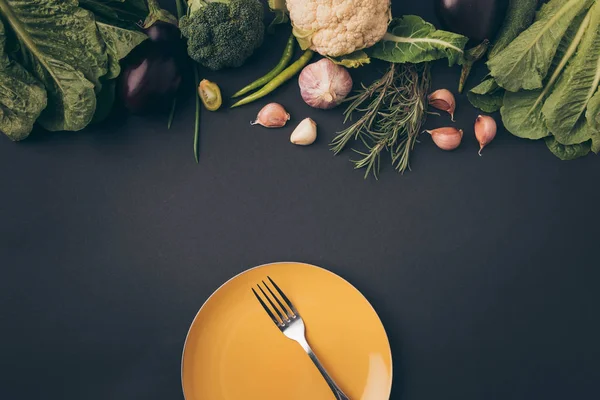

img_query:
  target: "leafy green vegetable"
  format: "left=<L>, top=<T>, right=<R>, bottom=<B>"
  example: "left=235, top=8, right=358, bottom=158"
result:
left=79, top=0, right=148, bottom=29
left=0, top=0, right=108, bottom=131
left=488, top=0, right=594, bottom=92
left=489, top=0, right=540, bottom=60
left=587, top=89, right=600, bottom=152
left=327, top=50, right=370, bottom=69
left=91, top=79, right=116, bottom=123
left=500, top=9, right=590, bottom=140
left=370, top=15, right=468, bottom=66
left=545, top=136, right=591, bottom=160
left=542, top=1, right=600, bottom=145
left=0, top=0, right=149, bottom=140
left=468, top=78, right=504, bottom=113
left=97, top=21, right=147, bottom=79
left=0, top=20, right=47, bottom=140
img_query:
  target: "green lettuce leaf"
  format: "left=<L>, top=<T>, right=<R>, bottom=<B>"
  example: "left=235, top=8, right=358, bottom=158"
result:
left=500, top=10, right=590, bottom=140
left=0, top=0, right=108, bottom=131
left=0, top=20, right=47, bottom=141
left=97, top=21, right=147, bottom=79
left=488, top=0, right=594, bottom=92
left=586, top=89, right=600, bottom=152
left=489, top=0, right=540, bottom=60
left=370, top=15, right=468, bottom=66
left=545, top=136, right=591, bottom=160
left=542, top=2, right=600, bottom=145
left=467, top=78, right=504, bottom=113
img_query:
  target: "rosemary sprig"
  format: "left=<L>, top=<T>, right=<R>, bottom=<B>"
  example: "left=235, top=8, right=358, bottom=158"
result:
left=331, top=63, right=431, bottom=179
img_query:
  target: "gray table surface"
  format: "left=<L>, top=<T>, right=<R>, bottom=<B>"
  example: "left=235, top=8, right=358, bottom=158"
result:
left=1, top=1, right=600, bottom=399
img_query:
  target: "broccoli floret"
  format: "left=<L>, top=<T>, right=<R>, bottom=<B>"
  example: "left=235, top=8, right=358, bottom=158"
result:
left=179, top=0, right=265, bottom=71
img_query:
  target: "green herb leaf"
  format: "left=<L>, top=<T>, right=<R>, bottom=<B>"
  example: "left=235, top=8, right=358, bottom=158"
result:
left=545, top=136, right=591, bottom=160
left=467, top=78, right=504, bottom=113
left=97, top=21, right=147, bottom=79
left=0, top=20, right=47, bottom=141
left=0, top=0, right=110, bottom=131
left=542, top=2, right=600, bottom=145
left=488, top=0, right=594, bottom=92
left=370, top=15, right=468, bottom=66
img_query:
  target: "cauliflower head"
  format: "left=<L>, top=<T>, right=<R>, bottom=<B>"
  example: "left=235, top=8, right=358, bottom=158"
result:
left=286, top=0, right=391, bottom=57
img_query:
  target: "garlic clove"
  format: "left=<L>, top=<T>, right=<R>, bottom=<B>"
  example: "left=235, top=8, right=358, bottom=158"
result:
left=298, top=58, right=353, bottom=110
left=290, top=118, right=317, bottom=146
left=428, top=89, right=456, bottom=121
left=251, top=103, right=290, bottom=128
left=426, top=127, right=463, bottom=151
left=474, top=115, right=497, bottom=156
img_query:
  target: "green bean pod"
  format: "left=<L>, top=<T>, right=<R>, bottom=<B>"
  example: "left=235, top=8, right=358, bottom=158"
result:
left=231, top=50, right=314, bottom=108
left=232, top=34, right=296, bottom=98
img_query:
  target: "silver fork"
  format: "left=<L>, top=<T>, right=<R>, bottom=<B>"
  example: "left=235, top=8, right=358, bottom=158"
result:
left=252, top=276, right=350, bottom=400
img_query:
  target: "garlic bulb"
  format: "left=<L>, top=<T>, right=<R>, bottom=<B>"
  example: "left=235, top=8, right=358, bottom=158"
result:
left=298, top=59, right=352, bottom=109
left=251, top=103, right=290, bottom=128
left=474, top=115, right=497, bottom=156
left=290, top=118, right=317, bottom=145
left=426, top=127, right=463, bottom=151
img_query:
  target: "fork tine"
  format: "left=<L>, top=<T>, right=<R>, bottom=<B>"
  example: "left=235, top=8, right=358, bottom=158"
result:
left=258, top=284, right=288, bottom=323
left=252, top=288, right=280, bottom=326
left=263, top=280, right=294, bottom=319
left=267, top=276, right=298, bottom=316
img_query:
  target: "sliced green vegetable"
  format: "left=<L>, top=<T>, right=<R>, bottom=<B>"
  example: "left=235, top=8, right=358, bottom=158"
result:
left=500, top=10, right=590, bottom=140
left=542, top=1, right=600, bottom=145
left=198, top=79, right=222, bottom=111
left=370, top=15, right=468, bottom=66
left=488, top=0, right=594, bottom=92
left=489, top=0, right=540, bottom=60
left=233, top=33, right=295, bottom=98
left=545, top=136, right=591, bottom=160
left=468, top=78, right=504, bottom=113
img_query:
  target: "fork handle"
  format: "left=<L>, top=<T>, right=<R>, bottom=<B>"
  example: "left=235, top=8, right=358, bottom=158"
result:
left=299, top=339, right=350, bottom=400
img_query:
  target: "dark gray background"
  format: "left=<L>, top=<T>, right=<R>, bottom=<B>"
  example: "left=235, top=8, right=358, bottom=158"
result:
left=1, top=1, right=599, bottom=399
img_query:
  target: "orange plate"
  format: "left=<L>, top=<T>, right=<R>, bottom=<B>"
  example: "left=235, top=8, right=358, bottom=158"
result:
left=181, top=262, right=392, bottom=400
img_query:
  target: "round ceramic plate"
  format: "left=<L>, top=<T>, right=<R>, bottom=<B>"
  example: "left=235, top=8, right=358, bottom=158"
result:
left=181, top=262, right=392, bottom=400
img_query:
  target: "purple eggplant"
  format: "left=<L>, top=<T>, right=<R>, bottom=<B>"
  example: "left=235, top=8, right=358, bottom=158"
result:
left=118, top=41, right=182, bottom=114
left=435, top=0, right=509, bottom=41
